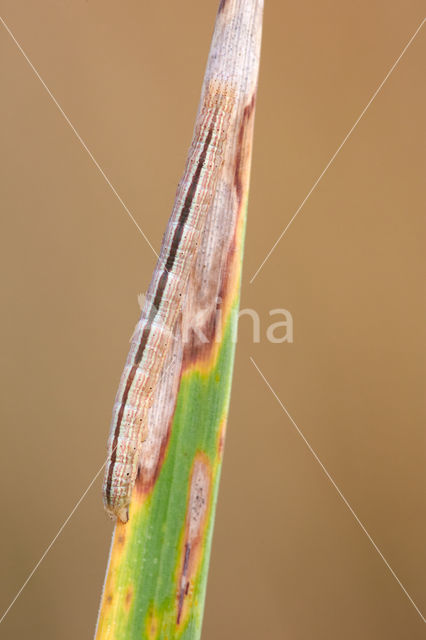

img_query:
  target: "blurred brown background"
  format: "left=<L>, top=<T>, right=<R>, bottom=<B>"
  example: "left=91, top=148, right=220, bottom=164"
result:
left=0, top=1, right=425, bottom=638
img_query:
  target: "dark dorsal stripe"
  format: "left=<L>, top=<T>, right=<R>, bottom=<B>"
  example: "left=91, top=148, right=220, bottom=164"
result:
left=105, top=120, right=216, bottom=503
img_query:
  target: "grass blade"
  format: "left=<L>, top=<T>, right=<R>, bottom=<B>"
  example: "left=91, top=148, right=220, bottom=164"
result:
left=95, top=2, right=263, bottom=637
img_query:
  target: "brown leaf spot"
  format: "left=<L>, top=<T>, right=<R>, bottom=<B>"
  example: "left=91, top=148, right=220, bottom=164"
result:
left=176, top=454, right=212, bottom=625
left=124, top=586, right=133, bottom=611
left=217, top=418, right=227, bottom=457
left=146, top=607, right=159, bottom=640
left=234, top=93, right=257, bottom=206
